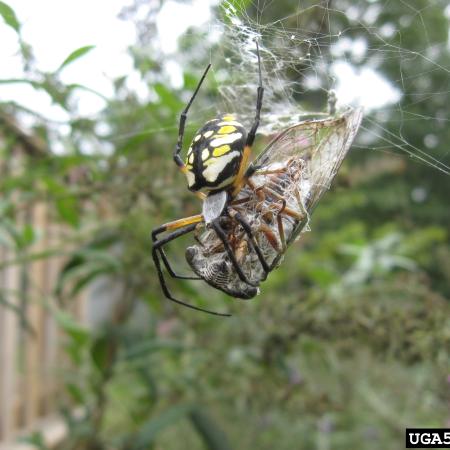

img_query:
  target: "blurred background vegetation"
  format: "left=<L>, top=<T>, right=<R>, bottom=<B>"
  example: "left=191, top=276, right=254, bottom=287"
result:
left=0, top=0, right=449, bottom=449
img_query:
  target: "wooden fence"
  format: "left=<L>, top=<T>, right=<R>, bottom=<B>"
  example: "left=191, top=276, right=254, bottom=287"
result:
left=0, top=210, right=73, bottom=447
left=0, top=115, right=86, bottom=448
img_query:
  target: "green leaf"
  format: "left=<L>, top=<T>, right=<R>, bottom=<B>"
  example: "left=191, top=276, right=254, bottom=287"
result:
left=56, top=197, right=80, bottom=227
left=65, top=382, right=84, bottom=404
left=91, top=335, right=115, bottom=375
left=189, top=407, right=233, bottom=450
left=20, top=223, right=35, bottom=248
left=67, top=83, right=109, bottom=101
left=132, top=404, right=193, bottom=449
left=53, top=309, right=90, bottom=347
left=19, top=431, right=49, bottom=450
left=153, top=82, right=183, bottom=112
left=55, top=247, right=120, bottom=298
left=0, top=1, right=20, bottom=33
left=69, top=267, right=115, bottom=297
left=57, top=45, right=95, bottom=72
left=122, top=339, right=188, bottom=361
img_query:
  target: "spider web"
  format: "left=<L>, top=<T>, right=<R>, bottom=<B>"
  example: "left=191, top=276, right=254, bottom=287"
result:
left=117, top=0, right=449, bottom=177
left=109, top=0, right=450, bottom=302
left=167, top=0, right=448, bottom=298
left=197, top=0, right=450, bottom=176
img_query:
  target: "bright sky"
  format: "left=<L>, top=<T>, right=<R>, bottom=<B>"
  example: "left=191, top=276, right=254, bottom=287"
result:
left=0, top=0, right=217, bottom=122
left=0, top=0, right=398, bottom=126
left=0, top=0, right=136, bottom=121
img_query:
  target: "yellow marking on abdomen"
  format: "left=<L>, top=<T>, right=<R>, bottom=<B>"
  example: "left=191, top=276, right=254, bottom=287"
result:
left=222, top=115, right=235, bottom=121
left=213, top=145, right=231, bottom=157
left=218, top=125, right=237, bottom=134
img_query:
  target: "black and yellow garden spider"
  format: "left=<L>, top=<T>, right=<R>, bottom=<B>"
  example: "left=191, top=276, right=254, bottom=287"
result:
left=152, top=42, right=279, bottom=316
left=152, top=42, right=363, bottom=316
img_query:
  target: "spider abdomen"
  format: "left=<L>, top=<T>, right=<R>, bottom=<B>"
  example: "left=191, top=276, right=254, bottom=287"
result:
left=184, top=114, right=247, bottom=192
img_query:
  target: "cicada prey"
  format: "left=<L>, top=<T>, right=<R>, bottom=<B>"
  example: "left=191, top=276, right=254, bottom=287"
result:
left=185, top=107, right=363, bottom=300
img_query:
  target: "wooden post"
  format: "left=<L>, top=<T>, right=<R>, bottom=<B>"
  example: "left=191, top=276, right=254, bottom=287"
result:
left=0, top=247, right=21, bottom=440
left=23, top=203, right=48, bottom=425
left=42, top=222, right=59, bottom=414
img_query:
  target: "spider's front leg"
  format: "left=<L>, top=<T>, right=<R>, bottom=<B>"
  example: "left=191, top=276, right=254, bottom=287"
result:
left=231, top=41, right=264, bottom=197
left=152, top=214, right=231, bottom=316
left=151, top=215, right=204, bottom=280
left=172, top=62, right=211, bottom=201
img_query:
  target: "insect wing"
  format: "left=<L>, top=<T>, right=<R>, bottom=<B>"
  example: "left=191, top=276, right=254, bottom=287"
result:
left=255, top=107, right=363, bottom=249
left=255, top=108, right=363, bottom=202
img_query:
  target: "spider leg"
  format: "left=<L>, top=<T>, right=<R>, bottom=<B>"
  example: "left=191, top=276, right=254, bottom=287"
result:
left=276, top=205, right=287, bottom=252
left=231, top=211, right=270, bottom=279
left=246, top=40, right=264, bottom=148
left=232, top=41, right=264, bottom=197
left=258, top=185, right=305, bottom=220
left=172, top=63, right=211, bottom=201
left=246, top=178, right=288, bottom=253
left=254, top=167, right=289, bottom=176
left=255, top=183, right=304, bottom=254
left=152, top=215, right=204, bottom=280
left=257, top=223, right=281, bottom=252
left=152, top=221, right=231, bottom=317
left=211, top=218, right=259, bottom=288
left=244, top=178, right=292, bottom=254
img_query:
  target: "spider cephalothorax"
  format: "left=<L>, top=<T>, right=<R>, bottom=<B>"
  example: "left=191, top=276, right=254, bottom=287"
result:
left=184, top=114, right=247, bottom=193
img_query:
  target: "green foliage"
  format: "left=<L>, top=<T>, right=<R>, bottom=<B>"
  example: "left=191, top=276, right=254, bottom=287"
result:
left=57, top=45, right=96, bottom=72
left=56, top=237, right=121, bottom=298
left=19, top=432, right=50, bottom=450
left=0, top=1, right=449, bottom=449
left=0, top=1, right=20, bottom=33
left=132, top=404, right=194, bottom=449
left=189, top=407, right=233, bottom=450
